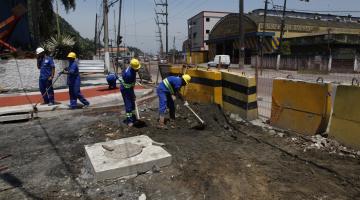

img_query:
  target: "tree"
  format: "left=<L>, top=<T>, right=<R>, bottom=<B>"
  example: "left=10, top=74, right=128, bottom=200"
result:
left=27, top=0, right=76, bottom=44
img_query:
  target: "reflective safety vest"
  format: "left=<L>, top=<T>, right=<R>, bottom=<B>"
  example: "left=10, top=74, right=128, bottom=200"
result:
left=163, top=78, right=175, bottom=94
left=119, top=77, right=135, bottom=89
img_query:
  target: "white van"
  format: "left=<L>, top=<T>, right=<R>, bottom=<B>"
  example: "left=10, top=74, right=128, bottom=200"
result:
left=207, top=55, right=231, bottom=68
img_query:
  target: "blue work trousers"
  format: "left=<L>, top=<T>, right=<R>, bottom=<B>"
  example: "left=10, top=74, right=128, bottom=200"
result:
left=157, top=87, right=175, bottom=119
left=39, top=78, right=54, bottom=104
left=120, top=88, right=136, bottom=124
left=68, top=78, right=89, bottom=108
left=107, top=79, right=117, bottom=89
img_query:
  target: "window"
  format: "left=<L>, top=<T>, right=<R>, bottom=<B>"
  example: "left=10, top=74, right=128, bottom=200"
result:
left=193, top=32, right=197, bottom=38
left=206, top=17, right=210, bottom=22
left=206, top=29, right=210, bottom=34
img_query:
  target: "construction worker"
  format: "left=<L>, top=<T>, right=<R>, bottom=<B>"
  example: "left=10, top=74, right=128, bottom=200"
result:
left=36, top=47, right=55, bottom=105
left=157, top=74, right=191, bottom=128
left=120, top=58, right=141, bottom=127
left=63, top=52, right=90, bottom=109
left=106, top=72, right=118, bottom=89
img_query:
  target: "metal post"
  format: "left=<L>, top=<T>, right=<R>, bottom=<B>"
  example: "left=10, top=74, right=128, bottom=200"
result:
left=117, top=0, right=122, bottom=60
left=239, top=0, right=244, bottom=68
left=103, top=0, right=110, bottom=73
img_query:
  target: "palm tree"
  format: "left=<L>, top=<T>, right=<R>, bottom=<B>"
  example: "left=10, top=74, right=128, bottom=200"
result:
left=27, top=0, right=76, bottom=45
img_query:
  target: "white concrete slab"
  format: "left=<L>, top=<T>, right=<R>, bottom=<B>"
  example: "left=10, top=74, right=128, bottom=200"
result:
left=85, top=135, right=171, bottom=181
left=0, top=113, right=34, bottom=122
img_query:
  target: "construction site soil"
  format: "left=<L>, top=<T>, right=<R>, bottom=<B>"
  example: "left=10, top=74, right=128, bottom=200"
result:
left=1, top=98, right=360, bottom=200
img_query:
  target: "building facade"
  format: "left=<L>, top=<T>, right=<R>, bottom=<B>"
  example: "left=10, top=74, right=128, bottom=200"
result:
left=207, top=10, right=360, bottom=65
left=187, top=11, right=230, bottom=63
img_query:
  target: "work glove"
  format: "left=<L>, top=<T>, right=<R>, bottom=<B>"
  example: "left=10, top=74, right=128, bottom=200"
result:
left=184, top=101, right=189, bottom=106
left=171, top=95, right=176, bottom=101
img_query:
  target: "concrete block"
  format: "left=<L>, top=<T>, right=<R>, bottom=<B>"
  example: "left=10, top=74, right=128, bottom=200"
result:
left=85, top=135, right=172, bottom=181
left=0, top=113, right=34, bottom=122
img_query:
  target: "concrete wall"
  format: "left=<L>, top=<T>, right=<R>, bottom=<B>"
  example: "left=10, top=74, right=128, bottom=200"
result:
left=0, top=59, right=68, bottom=91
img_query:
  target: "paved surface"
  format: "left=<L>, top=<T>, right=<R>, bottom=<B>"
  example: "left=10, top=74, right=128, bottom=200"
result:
left=0, top=85, right=144, bottom=107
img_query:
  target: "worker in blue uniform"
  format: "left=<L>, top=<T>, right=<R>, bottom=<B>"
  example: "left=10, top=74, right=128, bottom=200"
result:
left=157, top=74, right=191, bottom=128
left=120, top=58, right=141, bottom=127
left=106, top=72, right=118, bottom=89
left=36, top=47, right=55, bottom=105
left=63, top=52, right=90, bottom=109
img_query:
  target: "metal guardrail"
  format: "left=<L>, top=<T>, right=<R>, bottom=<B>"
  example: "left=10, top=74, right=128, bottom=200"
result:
left=78, top=60, right=105, bottom=73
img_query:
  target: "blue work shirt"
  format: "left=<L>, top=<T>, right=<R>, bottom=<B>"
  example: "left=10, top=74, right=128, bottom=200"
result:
left=66, top=60, right=80, bottom=85
left=106, top=72, right=118, bottom=82
left=158, top=76, right=183, bottom=94
left=38, top=56, right=55, bottom=80
left=120, top=66, right=136, bottom=89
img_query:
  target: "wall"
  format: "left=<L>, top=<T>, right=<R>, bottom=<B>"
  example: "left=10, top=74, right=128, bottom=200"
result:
left=0, top=59, right=68, bottom=91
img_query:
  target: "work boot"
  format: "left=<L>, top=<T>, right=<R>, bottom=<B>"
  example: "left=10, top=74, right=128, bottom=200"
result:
left=157, top=116, right=167, bottom=129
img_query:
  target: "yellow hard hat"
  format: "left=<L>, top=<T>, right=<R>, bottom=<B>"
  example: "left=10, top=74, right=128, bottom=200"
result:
left=130, top=58, right=141, bottom=70
left=67, top=52, right=77, bottom=59
left=182, top=74, right=191, bottom=85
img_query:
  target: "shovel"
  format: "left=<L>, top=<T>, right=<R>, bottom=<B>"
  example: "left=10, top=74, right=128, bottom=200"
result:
left=184, top=104, right=206, bottom=130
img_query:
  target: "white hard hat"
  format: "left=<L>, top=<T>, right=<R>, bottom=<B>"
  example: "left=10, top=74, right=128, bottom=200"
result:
left=36, top=47, right=45, bottom=55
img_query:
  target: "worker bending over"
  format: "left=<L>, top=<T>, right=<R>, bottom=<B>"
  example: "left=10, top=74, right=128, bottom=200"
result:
left=120, top=58, right=141, bottom=127
left=63, top=52, right=90, bottom=109
left=106, top=72, right=118, bottom=89
left=157, top=74, right=191, bottom=128
left=36, top=47, right=55, bottom=105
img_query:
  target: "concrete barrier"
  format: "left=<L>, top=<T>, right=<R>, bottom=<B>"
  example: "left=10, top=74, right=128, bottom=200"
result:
left=182, top=68, right=222, bottom=105
left=159, top=64, right=182, bottom=80
left=329, top=85, right=360, bottom=149
left=221, top=71, right=258, bottom=120
left=270, top=78, right=332, bottom=135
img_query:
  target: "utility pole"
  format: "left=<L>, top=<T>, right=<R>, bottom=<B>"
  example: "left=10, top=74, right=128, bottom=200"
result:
left=277, top=0, right=287, bottom=70
left=155, top=0, right=169, bottom=58
left=155, top=13, right=164, bottom=58
left=117, top=0, right=122, bottom=60
left=172, top=36, right=176, bottom=63
left=113, top=10, right=117, bottom=47
left=239, top=0, right=245, bottom=68
left=94, top=14, right=98, bottom=56
left=260, top=0, right=269, bottom=77
left=103, top=0, right=110, bottom=73
left=165, top=0, right=168, bottom=56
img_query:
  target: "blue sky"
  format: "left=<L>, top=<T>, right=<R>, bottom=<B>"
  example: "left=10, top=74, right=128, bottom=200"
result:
left=59, top=0, right=360, bottom=53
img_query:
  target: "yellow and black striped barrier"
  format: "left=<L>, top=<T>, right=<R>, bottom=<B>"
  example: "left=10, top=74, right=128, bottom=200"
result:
left=183, top=68, right=222, bottom=105
left=159, top=64, right=183, bottom=80
left=221, top=71, right=258, bottom=120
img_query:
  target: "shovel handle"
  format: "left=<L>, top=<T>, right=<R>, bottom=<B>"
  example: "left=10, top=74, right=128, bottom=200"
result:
left=185, top=105, right=205, bottom=124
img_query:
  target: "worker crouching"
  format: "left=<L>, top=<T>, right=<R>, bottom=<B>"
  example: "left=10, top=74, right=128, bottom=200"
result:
left=157, top=74, right=191, bottom=129
left=120, top=58, right=141, bottom=127
left=106, top=72, right=118, bottom=89
left=63, top=52, right=90, bottom=109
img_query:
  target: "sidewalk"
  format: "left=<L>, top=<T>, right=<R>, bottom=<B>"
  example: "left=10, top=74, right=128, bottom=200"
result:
left=0, top=85, right=144, bottom=107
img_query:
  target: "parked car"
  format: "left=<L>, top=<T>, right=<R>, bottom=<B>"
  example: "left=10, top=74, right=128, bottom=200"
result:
left=207, top=55, right=231, bottom=68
